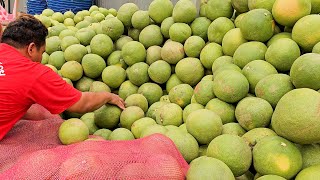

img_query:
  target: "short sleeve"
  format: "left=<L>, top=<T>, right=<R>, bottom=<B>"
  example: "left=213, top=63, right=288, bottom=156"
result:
left=28, top=69, right=82, bottom=114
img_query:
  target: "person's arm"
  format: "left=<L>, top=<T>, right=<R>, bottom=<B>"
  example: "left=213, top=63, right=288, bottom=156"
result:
left=67, top=92, right=125, bottom=114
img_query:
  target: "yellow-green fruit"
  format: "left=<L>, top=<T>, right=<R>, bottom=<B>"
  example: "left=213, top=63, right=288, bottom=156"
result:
left=271, top=88, right=320, bottom=144
left=89, top=81, right=111, bottom=93
left=256, top=175, right=286, bottom=180
left=127, top=62, right=149, bottom=86
left=160, top=17, right=174, bottom=39
left=64, top=44, right=87, bottom=62
left=116, top=3, right=139, bottom=27
left=299, top=144, right=320, bottom=169
left=146, top=46, right=161, bottom=65
left=148, top=0, right=173, bottom=24
left=231, top=0, right=249, bottom=13
left=42, top=8, right=54, bottom=16
left=312, top=42, right=320, bottom=53
left=90, top=34, right=113, bottom=58
left=155, top=103, right=183, bottom=126
left=205, top=98, right=236, bottom=124
left=120, top=106, right=145, bottom=130
left=186, top=156, right=235, bottom=180
left=140, top=124, right=168, bottom=138
left=240, top=9, right=274, bottom=42
left=194, top=80, right=215, bottom=106
left=200, top=42, right=223, bottom=69
left=102, top=65, right=126, bottom=89
left=248, top=0, right=276, bottom=12
left=139, top=25, right=164, bottom=48
left=60, top=61, right=83, bottom=81
left=148, top=60, right=171, bottom=84
left=183, top=103, right=204, bottom=123
left=242, top=128, right=277, bottom=148
left=59, top=118, right=89, bottom=145
left=290, top=53, right=320, bottom=90
left=93, top=129, right=112, bottom=140
left=184, top=36, right=206, bottom=58
left=80, top=113, right=98, bottom=135
left=81, top=54, right=106, bottom=79
left=169, top=23, right=192, bottom=43
left=175, top=58, right=205, bottom=86
left=108, top=128, right=135, bottom=140
left=206, top=0, right=234, bottom=21
left=48, top=51, right=65, bottom=70
left=222, top=123, right=246, bottom=137
left=253, top=136, right=303, bottom=179
left=118, top=80, right=139, bottom=100
left=207, top=134, right=252, bottom=176
left=168, top=84, right=194, bottom=108
left=296, top=165, right=320, bottom=180
left=172, top=0, right=197, bottom=23
left=100, top=17, right=124, bottom=41
left=161, top=41, right=185, bottom=64
left=222, top=28, right=247, bottom=56
left=292, top=15, right=320, bottom=52
left=190, top=17, right=212, bottom=41
left=266, top=32, right=292, bottom=47
left=272, top=0, right=311, bottom=27
left=131, top=10, right=150, bottom=30
left=75, top=76, right=94, bottom=92
left=125, top=94, right=148, bottom=113
left=211, top=56, right=233, bottom=73
left=94, top=105, right=122, bottom=129
left=186, top=109, right=223, bottom=145
left=122, top=41, right=147, bottom=66
left=131, top=117, right=156, bottom=138
left=166, top=74, right=183, bottom=93
left=45, top=36, right=61, bottom=55
left=138, top=83, right=163, bottom=105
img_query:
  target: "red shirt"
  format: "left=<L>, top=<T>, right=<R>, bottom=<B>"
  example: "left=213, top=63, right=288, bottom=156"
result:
left=0, top=43, right=82, bottom=140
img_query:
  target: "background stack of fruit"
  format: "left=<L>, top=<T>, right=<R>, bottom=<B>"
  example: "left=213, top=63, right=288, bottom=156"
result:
left=34, top=0, right=320, bottom=179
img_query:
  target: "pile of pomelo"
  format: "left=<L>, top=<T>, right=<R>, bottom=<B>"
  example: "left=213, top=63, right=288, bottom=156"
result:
left=37, top=0, right=320, bottom=178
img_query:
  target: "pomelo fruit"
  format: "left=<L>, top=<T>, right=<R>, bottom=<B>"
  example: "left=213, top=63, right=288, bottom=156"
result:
left=148, top=60, right=171, bottom=84
left=206, top=0, right=234, bottom=21
left=64, top=44, right=87, bottom=63
left=90, top=34, right=113, bottom=58
left=106, top=51, right=127, bottom=69
left=75, top=76, right=94, bottom=92
left=222, top=28, right=247, bottom=56
left=172, top=0, right=197, bottom=23
left=131, top=117, right=156, bottom=138
left=80, top=113, right=98, bottom=135
left=299, top=144, right=320, bottom=169
left=131, top=10, right=150, bottom=30
left=102, top=65, right=126, bottom=89
left=186, top=109, right=223, bottom=145
left=140, top=124, right=168, bottom=137
left=190, top=17, right=211, bottom=41
left=120, top=106, right=145, bottom=130
left=160, top=17, right=174, bottom=39
left=155, top=103, right=183, bottom=126
left=75, top=28, right=96, bottom=46
left=61, top=36, right=80, bottom=51
left=175, top=58, right=205, bottom=86
left=99, top=17, right=124, bottom=41
left=312, top=42, right=320, bottom=53
left=138, top=83, right=163, bottom=105
left=127, top=62, right=149, bottom=86
left=48, top=51, right=65, bottom=70
left=128, top=28, right=141, bottom=41
left=231, top=0, right=249, bottom=13
left=248, top=0, right=276, bottom=12
left=211, top=56, right=233, bottom=73
left=166, top=74, right=183, bottom=93
left=139, top=25, right=163, bottom=48
left=89, top=81, right=111, bottom=93
left=184, top=36, right=206, bottom=58
left=108, top=128, right=135, bottom=140
left=267, top=32, right=292, bottom=47
left=207, top=134, right=252, bottom=176
left=122, top=41, right=147, bottom=66
left=205, top=98, right=236, bottom=124
left=148, top=0, right=173, bottom=24
left=59, top=118, right=89, bottom=145
left=200, top=43, right=223, bottom=69
left=295, top=165, right=320, bottom=180
left=46, top=36, right=61, bottom=55
left=60, top=61, right=83, bottom=81
left=222, top=123, right=246, bottom=137
left=116, top=36, right=133, bottom=50
left=93, top=129, right=112, bottom=140
left=116, top=3, right=139, bottom=27
left=169, top=23, right=192, bottom=43
left=94, top=105, right=122, bottom=129
left=118, top=80, right=139, bottom=100
left=256, top=175, right=286, bottom=180
left=161, top=41, right=185, bottom=64
left=242, top=128, right=277, bottom=148
left=193, top=80, right=215, bottom=106
left=125, top=94, right=148, bottom=112
left=168, top=84, right=194, bottom=108
left=183, top=103, right=204, bottom=123
left=208, top=17, right=235, bottom=44
left=146, top=46, right=161, bottom=65
left=82, top=54, right=106, bottom=79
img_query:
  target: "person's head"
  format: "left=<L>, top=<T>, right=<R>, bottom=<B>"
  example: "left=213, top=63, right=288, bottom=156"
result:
left=1, top=14, right=48, bottom=62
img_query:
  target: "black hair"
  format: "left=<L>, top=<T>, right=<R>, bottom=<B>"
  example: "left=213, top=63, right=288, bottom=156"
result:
left=1, top=14, right=48, bottom=49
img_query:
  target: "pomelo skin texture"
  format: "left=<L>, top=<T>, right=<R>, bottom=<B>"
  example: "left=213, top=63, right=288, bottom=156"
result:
left=271, top=88, right=320, bottom=144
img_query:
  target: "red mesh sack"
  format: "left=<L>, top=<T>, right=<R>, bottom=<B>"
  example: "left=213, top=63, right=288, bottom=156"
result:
left=0, top=104, right=189, bottom=179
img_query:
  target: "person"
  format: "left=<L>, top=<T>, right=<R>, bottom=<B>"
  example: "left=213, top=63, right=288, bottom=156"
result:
left=0, top=14, right=125, bottom=140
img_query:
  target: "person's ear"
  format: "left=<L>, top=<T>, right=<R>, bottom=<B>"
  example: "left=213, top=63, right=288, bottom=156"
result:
left=27, top=42, right=36, bottom=56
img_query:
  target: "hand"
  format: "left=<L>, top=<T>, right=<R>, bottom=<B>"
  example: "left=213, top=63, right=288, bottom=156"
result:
left=108, top=93, right=126, bottom=110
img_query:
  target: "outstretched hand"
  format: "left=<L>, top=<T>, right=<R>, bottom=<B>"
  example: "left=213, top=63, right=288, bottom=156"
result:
left=108, top=93, right=126, bottom=110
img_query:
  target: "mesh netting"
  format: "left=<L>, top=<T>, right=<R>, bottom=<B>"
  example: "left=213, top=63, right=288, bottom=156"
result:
left=0, top=104, right=189, bottom=179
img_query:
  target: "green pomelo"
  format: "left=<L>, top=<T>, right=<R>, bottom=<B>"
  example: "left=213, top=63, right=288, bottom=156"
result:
left=51, top=12, right=65, bottom=23
left=106, top=51, right=127, bottom=69
left=161, top=41, right=185, bottom=64
left=89, top=81, right=111, bottom=93
left=292, top=15, right=320, bottom=52
left=148, top=60, right=171, bottom=84
left=184, top=36, right=206, bottom=58
left=60, top=61, right=83, bottom=81
left=99, top=17, right=124, bottom=41
left=166, top=74, right=183, bottom=93
left=205, top=98, right=236, bottom=124
left=82, top=54, right=106, bottom=79
left=231, top=0, right=249, bottom=13
left=131, top=117, right=156, bottom=138
left=242, top=60, right=278, bottom=93
left=290, top=53, right=320, bottom=90
left=242, top=128, right=277, bottom=148
left=234, top=13, right=246, bottom=28
left=64, top=44, right=87, bottom=63
left=75, top=28, right=96, bottom=46
left=186, top=109, right=223, bottom=145
left=155, top=103, right=183, bottom=126
left=253, top=136, right=303, bottom=179
left=160, top=95, right=170, bottom=103
left=139, top=25, right=163, bottom=48
left=168, top=84, right=194, bottom=108
left=146, top=46, right=161, bottom=65
left=214, top=63, right=242, bottom=77
left=172, top=0, right=197, bottom=23
left=208, top=17, right=235, bottom=44
left=213, top=70, right=249, bottom=103
left=42, top=9, right=54, bottom=16
left=93, top=129, right=112, bottom=140
left=256, top=175, right=286, bottom=180
left=75, top=76, right=94, bottom=92
left=120, top=106, right=145, bottom=130
left=148, top=0, right=173, bottom=24
left=265, top=38, right=300, bottom=72
left=116, top=36, right=133, bottom=50
left=206, top=0, right=234, bottom=21
left=46, top=36, right=61, bottom=55
left=132, top=10, right=150, bottom=30
left=102, top=65, right=126, bottom=89
left=248, top=0, right=276, bottom=12
left=207, top=134, right=252, bottom=176
left=61, top=36, right=80, bottom=51
left=271, top=88, right=320, bottom=144
left=267, top=32, right=292, bottom=47
left=194, top=80, right=215, bottom=106
left=222, top=123, right=246, bottom=137
left=211, top=56, right=233, bottom=73
left=190, top=17, right=211, bottom=41
left=108, top=128, right=135, bottom=140
left=296, top=165, right=320, bottom=180
left=59, top=118, right=89, bottom=145
left=75, top=20, right=91, bottom=30
left=140, top=124, right=168, bottom=138
left=233, top=41, right=267, bottom=69
left=240, top=9, right=274, bottom=42
left=118, top=80, right=138, bottom=100
left=127, top=62, right=149, bottom=86
left=183, top=103, right=204, bottom=123
left=90, top=34, right=113, bottom=58
left=222, top=28, right=248, bottom=56
left=58, top=29, right=75, bottom=39
left=122, top=41, right=147, bottom=66
left=186, top=156, right=235, bottom=180
left=160, top=17, right=174, bottom=39
left=125, top=94, right=148, bottom=112
left=80, top=113, right=98, bottom=135
left=128, top=28, right=141, bottom=41
left=200, top=43, right=223, bottom=69
left=255, top=74, right=294, bottom=108
left=165, top=130, right=199, bottom=163
left=138, top=83, right=163, bottom=105
left=299, top=144, right=320, bottom=169
left=48, top=51, right=65, bottom=70
left=169, top=23, right=192, bottom=43
left=312, top=42, right=320, bottom=53
left=146, top=101, right=168, bottom=120
left=175, top=58, right=205, bottom=86
left=235, top=97, right=273, bottom=131
left=41, top=52, right=49, bottom=65
left=116, top=3, right=139, bottom=27
left=94, top=105, right=122, bottom=129
left=64, top=11, right=75, bottom=19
